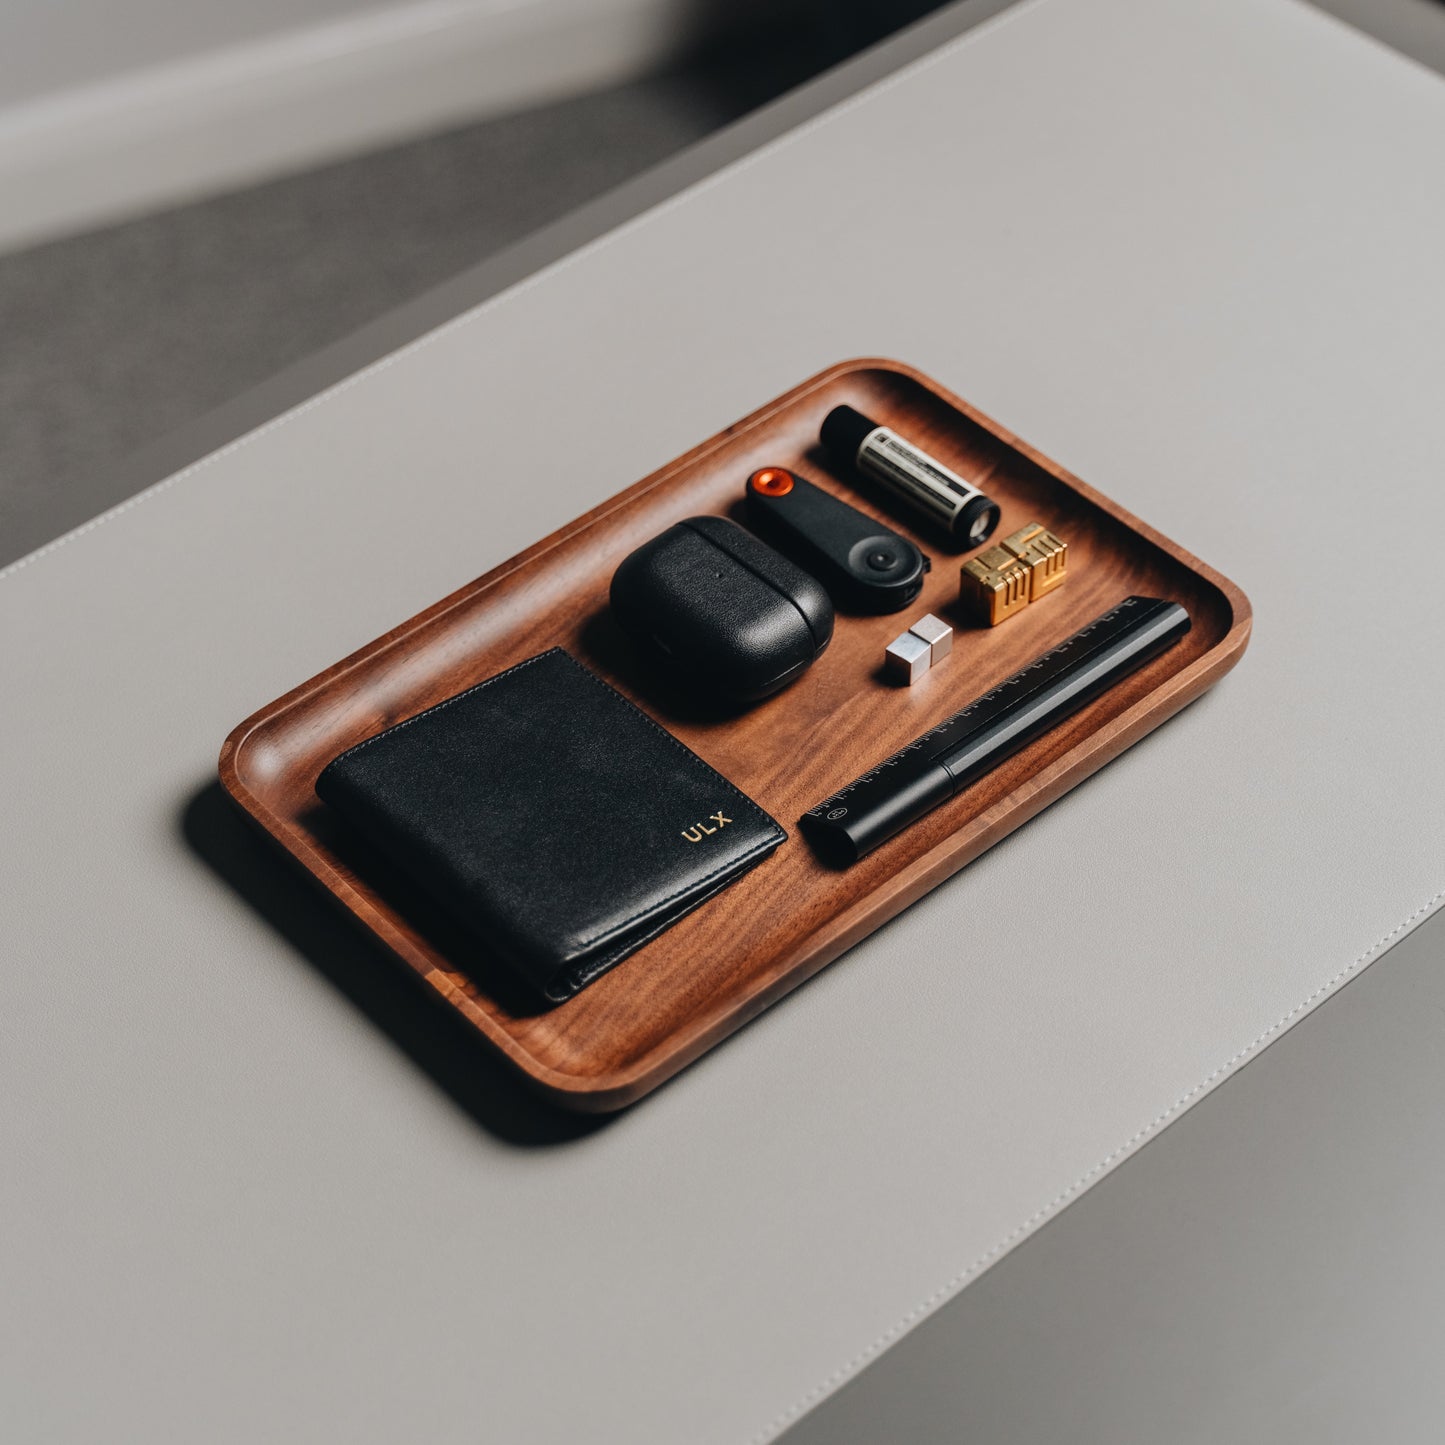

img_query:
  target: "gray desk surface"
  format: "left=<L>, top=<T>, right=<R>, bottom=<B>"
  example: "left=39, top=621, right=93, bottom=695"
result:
left=783, top=901, right=1445, bottom=1445
left=5, top=2, right=1445, bottom=1442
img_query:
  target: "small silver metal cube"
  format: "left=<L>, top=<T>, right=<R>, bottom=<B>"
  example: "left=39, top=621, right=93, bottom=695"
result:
left=885, top=629, right=933, bottom=685
left=908, top=613, right=953, bottom=665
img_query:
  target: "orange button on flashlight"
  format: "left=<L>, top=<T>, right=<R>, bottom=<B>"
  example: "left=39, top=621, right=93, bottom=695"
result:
left=750, top=467, right=795, bottom=497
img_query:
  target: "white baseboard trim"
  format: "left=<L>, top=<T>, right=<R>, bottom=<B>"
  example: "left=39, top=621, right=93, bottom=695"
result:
left=0, top=0, right=747, bottom=255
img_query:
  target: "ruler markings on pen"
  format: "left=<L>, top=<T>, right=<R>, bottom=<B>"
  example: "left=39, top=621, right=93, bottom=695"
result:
left=805, top=597, right=1148, bottom=820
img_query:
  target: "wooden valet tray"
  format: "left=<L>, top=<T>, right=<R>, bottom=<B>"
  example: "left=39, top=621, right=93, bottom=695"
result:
left=220, top=359, right=1251, bottom=1110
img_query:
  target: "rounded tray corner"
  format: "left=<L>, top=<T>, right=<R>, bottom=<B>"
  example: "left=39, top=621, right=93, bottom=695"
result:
left=220, top=359, right=1254, bottom=1110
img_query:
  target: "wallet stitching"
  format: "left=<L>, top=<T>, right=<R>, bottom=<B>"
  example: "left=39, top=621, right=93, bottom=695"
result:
left=563, top=651, right=784, bottom=830
left=317, top=649, right=555, bottom=778
left=548, top=653, right=785, bottom=953
left=547, top=861, right=755, bottom=1000
left=567, top=828, right=783, bottom=955
left=318, top=647, right=786, bottom=965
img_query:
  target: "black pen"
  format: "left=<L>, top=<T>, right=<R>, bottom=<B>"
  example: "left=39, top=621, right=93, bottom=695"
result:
left=800, top=596, right=1191, bottom=864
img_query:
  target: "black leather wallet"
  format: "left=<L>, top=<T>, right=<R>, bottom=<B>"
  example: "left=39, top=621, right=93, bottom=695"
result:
left=316, top=649, right=786, bottom=1004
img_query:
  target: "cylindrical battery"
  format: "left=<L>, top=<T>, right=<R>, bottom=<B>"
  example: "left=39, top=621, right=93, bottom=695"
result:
left=821, top=404, right=1001, bottom=547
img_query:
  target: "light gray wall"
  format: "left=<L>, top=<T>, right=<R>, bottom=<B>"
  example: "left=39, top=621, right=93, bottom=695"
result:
left=0, top=0, right=384, bottom=105
left=0, top=0, right=780, bottom=252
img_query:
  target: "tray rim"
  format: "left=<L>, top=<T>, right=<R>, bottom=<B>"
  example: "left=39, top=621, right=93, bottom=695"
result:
left=220, top=357, right=1253, bottom=1109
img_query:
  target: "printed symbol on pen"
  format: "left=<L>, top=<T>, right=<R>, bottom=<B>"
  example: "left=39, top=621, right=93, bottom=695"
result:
left=826, top=808, right=847, bottom=820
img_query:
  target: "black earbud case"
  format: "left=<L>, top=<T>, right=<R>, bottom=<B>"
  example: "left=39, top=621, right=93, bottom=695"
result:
left=610, top=516, right=834, bottom=703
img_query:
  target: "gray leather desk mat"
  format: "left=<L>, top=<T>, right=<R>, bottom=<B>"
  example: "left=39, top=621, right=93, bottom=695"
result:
left=780, top=893, right=1445, bottom=1445
left=4, top=0, right=1443, bottom=1441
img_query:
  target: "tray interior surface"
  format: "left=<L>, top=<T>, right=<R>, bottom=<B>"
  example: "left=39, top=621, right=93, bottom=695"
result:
left=223, top=361, right=1248, bottom=1107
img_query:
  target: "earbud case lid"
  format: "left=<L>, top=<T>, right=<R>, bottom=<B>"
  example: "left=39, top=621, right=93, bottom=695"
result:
left=609, top=515, right=834, bottom=702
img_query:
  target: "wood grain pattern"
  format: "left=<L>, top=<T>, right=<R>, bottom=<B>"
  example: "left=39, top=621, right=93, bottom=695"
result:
left=219, top=360, right=1252, bottom=1110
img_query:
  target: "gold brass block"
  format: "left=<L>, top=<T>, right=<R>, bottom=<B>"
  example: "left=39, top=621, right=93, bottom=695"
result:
left=960, top=545, right=1031, bottom=626
left=1000, top=522, right=1068, bottom=601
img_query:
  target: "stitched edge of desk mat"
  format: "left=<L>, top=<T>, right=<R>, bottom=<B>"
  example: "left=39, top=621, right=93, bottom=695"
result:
left=8, top=1, right=1438, bottom=1439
